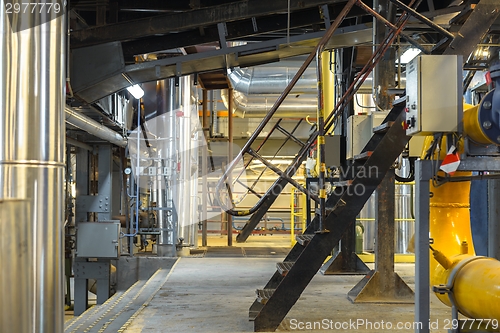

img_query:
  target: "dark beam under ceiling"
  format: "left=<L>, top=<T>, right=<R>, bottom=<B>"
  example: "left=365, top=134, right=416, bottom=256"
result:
left=121, top=4, right=367, bottom=58
left=70, top=0, right=352, bottom=48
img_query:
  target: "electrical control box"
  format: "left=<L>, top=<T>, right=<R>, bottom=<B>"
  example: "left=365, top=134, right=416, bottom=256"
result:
left=347, top=115, right=370, bottom=159
left=324, top=135, right=342, bottom=167
left=76, top=221, right=121, bottom=258
left=405, top=55, right=462, bottom=136
left=408, top=136, right=427, bottom=157
left=346, top=112, right=388, bottom=159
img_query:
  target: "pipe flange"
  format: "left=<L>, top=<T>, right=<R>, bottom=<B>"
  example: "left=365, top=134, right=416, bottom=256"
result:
left=489, top=63, right=500, bottom=80
left=478, top=91, right=500, bottom=144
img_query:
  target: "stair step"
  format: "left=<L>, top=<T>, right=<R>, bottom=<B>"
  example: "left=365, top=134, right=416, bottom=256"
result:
left=276, top=262, right=295, bottom=276
left=332, top=180, right=352, bottom=187
left=276, top=125, right=306, bottom=146
left=353, top=151, right=373, bottom=161
left=373, top=121, right=394, bottom=134
left=315, top=207, right=334, bottom=215
left=295, top=234, right=314, bottom=246
left=256, top=289, right=275, bottom=304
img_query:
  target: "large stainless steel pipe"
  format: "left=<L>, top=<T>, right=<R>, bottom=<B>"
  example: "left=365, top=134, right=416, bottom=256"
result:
left=222, top=59, right=381, bottom=118
left=0, top=7, right=66, bottom=333
left=0, top=199, right=32, bottom=332
left=65, top=106, right=127, bottom=147
left=177, top=75, right=196, bottom=249
left=154, top=78, right=177, bottom=256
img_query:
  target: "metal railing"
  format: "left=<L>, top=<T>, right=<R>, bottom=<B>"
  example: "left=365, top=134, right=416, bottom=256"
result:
left=215, top=0, right=451, bottom=217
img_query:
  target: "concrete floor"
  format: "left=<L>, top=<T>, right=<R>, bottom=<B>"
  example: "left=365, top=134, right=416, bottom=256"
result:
left=121, top=251, right=453, bottom=333
left=66, top=235, right=455, bottom=332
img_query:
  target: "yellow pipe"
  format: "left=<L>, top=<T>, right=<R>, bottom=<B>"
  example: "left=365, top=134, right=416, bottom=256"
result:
left=315, top=51, right=335, bottom=175
left=463, top=102, right=496, bottom=145
left=321, top=50, right=335, bottom=131
left=421, top=106, right=500, bottom=320
left=432, top=253, right=500, bottom=320
left=421, top=135, right=475, bottom=288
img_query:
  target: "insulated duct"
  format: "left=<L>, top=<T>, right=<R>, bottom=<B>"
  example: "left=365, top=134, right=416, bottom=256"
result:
left=222, top=58, right=378, bottom=118
left=65, top=105, right=127, bottom=147
left=0, top=7, right=66, bottom=333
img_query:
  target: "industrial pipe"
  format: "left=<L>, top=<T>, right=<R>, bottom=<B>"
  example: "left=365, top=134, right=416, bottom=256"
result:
left=154, top=78, right=177, bottom=257
left=0, top=6, right=66, bottom=332
left=65, top=105, right=128, bottom=147
left=432, top=253, right=500, bottom=320
left=221, top=58, right=383, bottom=118
left=66, top=137, right=93, bottom=151
left=424, top=108, right=500, bottom=320
left=463, top=97, right=500, bottom=146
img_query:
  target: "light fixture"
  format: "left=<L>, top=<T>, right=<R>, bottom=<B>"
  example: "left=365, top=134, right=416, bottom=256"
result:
left=122, top=73, right=144, bottom=99
left=126, top=84, right=145, bottom=99
left=398, top=48, right=421, bottom=64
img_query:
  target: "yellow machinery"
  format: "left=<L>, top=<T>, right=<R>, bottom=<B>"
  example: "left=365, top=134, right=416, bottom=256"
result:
left=425, top=102, right=500, bottom=321
left=290, top=187, right=307, bottom=246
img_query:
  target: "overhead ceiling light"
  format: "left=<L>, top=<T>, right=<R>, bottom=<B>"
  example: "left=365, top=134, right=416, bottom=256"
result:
left=126, top=84, right=145, bottom=99
left=122, top=73, right=144, bottom=99
left=398, top=48, right=421, bottom=64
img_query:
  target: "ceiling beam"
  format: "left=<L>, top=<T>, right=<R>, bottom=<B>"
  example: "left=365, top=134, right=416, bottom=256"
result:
left=70, top=0, right=351, bottom=48
left=73, top=23, right=372, bottom=102
left=121, top=4, right=367, bottom=57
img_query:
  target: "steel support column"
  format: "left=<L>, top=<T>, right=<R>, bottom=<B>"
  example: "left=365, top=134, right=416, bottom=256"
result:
left=347, top=0, right=412, bottom=303
left=97, top=144, right=114, bottom=221
left=73, top=260, right=111, bottom=316
left=414, top=160, right=432, bottom=333
left=76, top=149, right=90, bottom=223
left=321, top=222, right=370, bottom=275
left=488, top=180, right=500, bottom=260
left=347, top=169, right=414, bottom=302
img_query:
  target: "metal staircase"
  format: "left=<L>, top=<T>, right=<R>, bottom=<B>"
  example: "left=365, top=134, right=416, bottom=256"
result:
left=212, top=0, right=499, bottom=331
left=250, top=101, right=409, bottom=331
left=216, top=0, right=419, bottom=240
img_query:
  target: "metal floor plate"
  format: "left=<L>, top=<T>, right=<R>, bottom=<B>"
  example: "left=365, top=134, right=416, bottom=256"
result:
left=65, top=268, right=173, bottom=333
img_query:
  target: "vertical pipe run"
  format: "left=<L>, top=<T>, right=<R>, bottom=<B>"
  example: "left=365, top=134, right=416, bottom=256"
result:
left=322, top=51, right=335, bottom=133
left=202, top=89, right=208, bottom=247
left=190, top=96, right=199, bottom=249
left=178, top=76, right=192, bottom=247
left=167, top=78, right=178, bottom=253
left=316, top=51, right=327, bottom=233
left=155, top=79, right=177, bottom=256
left=0, top=6, right=66, bottom=333
left=177, top=75, right=198, bottom=249
left=228, top=88, right=233, bottom=246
